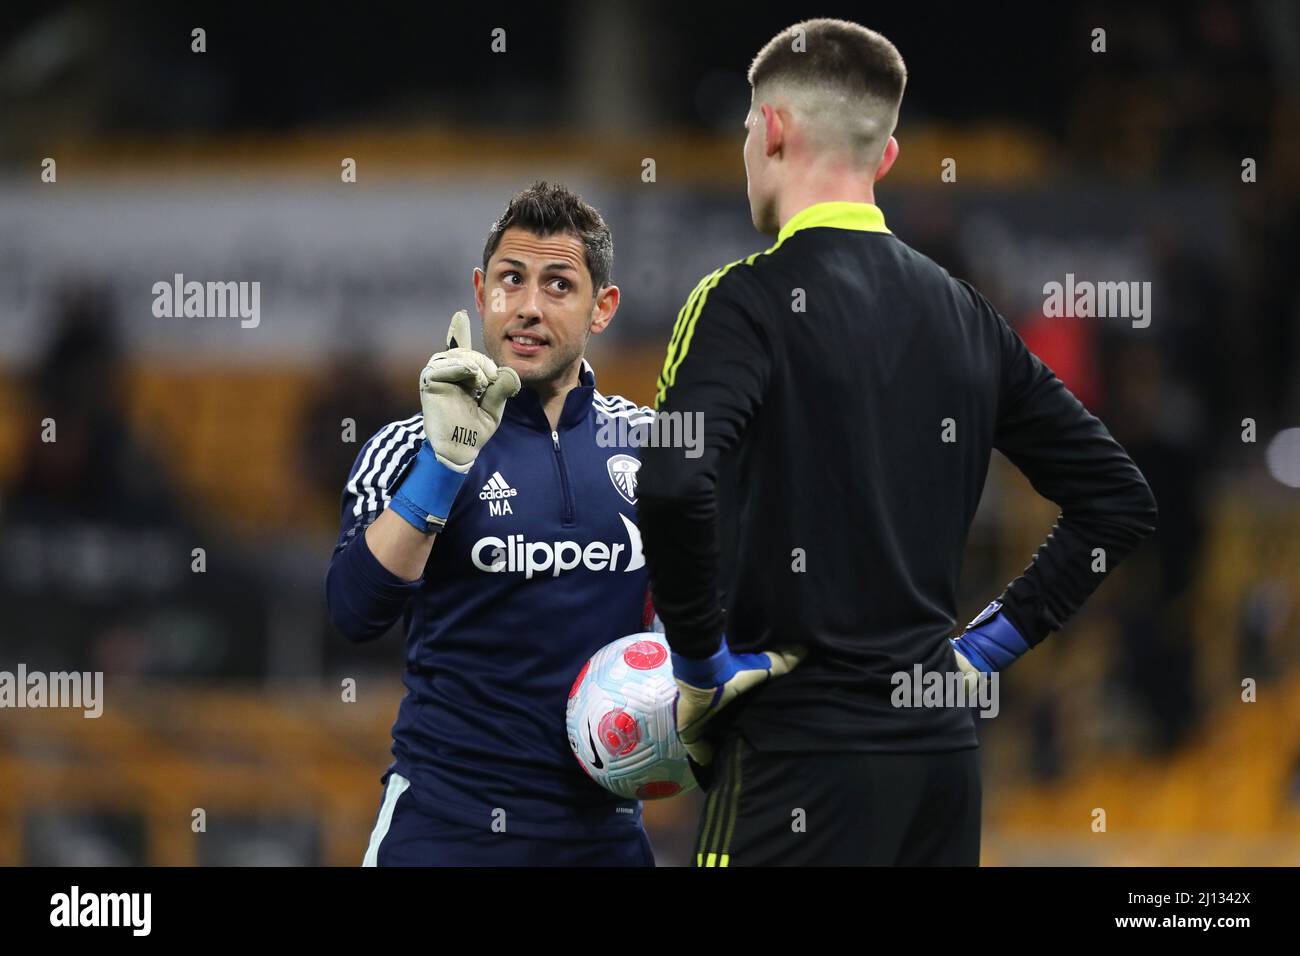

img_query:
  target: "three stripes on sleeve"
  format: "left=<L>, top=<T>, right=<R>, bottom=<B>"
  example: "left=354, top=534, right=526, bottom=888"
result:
left=343, top=414, right=425, bottom=523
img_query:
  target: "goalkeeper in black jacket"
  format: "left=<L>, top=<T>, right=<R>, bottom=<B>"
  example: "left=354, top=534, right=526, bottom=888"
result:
left=636, top=19, right=1157, bottom=866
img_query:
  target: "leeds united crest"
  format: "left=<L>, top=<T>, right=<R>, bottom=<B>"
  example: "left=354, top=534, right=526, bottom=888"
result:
left=606, top=454, right=640, bottom=504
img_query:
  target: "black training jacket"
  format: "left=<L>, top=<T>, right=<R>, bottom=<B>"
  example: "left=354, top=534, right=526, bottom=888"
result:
left=637, top=201, right=1158, bottom=752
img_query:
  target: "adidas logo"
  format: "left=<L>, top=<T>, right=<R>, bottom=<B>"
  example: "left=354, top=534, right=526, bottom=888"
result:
left=479, top=472, right=518, bottom=516
left=479, top=472, right=517, bottom=500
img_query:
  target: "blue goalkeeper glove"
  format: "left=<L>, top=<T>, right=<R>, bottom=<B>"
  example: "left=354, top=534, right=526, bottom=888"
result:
left=671, top=637, right=805, bottom=771
left=948, top=600, right=1030, bottom=694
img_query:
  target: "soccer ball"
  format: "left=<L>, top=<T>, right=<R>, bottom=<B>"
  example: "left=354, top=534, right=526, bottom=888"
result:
left=566, top=633, right=697, bottom=800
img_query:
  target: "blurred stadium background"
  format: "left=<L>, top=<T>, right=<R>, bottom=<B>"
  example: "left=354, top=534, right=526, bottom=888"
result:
left=1, top=1, right=1298, bottom=865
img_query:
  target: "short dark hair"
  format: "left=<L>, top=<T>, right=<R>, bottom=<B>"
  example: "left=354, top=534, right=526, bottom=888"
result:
left=748, top=19, right=907, bottom=108
left=482, top=181, right=614, bottom=290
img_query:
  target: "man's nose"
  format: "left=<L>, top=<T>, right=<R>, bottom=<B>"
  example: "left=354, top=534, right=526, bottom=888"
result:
left=516, top=283, right=544, bottom=321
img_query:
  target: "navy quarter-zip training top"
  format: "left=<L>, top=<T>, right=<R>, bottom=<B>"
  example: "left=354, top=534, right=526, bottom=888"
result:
left=326, top=361, right=656, bottom=837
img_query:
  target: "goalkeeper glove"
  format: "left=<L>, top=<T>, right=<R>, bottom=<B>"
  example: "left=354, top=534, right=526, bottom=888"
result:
left=948, top=600, right=1030, bottom=695
left=390, top=310, right=521, bottom=533
left=671, top=637, right=805, bottom=770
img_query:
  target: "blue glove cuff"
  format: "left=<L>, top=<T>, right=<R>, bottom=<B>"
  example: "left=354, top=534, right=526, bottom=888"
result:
left=950, top=602, right=1030, bottom=673
left=672, top=637, right=733, bottom=687
left=389, top=441, right=469, bottom=534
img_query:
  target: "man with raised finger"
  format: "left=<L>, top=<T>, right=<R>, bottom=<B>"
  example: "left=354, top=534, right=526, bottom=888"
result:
left=326, top=182, right=660, bottom=866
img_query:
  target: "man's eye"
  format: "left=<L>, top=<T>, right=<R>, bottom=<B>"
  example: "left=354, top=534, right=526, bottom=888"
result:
left=502, top=272, right=521, bottom=285
left=549, top=278, right=570, bottom=292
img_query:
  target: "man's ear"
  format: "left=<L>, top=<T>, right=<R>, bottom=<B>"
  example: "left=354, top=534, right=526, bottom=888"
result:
left=472, top=267, right=487, bottom=315
left=875, top=135, right=899, bottom=183
left=589, top=284, right=620, bottom=335
left=762, top=103, right=784, bottom=158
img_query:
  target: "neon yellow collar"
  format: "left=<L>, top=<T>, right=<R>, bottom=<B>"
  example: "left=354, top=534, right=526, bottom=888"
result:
left=777, top=201, right=890, bottom=243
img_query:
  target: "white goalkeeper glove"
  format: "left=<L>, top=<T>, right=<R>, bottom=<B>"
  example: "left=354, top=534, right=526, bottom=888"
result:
left=672, top=638, right=806, bottom=770
left=390, top=311, right=521, bottom=532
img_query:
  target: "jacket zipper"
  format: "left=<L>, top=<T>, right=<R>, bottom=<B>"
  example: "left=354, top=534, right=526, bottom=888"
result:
left=552, top=429, right=576, bottom=527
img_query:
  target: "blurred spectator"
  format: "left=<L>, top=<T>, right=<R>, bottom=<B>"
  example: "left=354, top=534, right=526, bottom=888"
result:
left=7, top=284, right=181, bottom=525
left=295, top=340, right=405, bottom=536
left=0, top=284, right=267, bottom=678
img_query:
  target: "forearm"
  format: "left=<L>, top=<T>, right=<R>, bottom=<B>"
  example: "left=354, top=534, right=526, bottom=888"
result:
left=365, top=507, right=437, bottom=581
left=638, top=456, right=726, bottom=659
left=325, top=310, right=519, bottom=643
left=999, top=468, right=1157, bottom=644
left=326, top=517, right=426, bottom=642
left=990, top=299, right=1159, bottom=644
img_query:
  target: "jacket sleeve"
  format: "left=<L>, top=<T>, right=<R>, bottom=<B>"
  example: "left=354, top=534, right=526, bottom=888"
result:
left=636, top=273, right=772, bottom=659
left=970, top=282, right=1159, bottom=644
left=325, top=418, right=426, bottom=642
